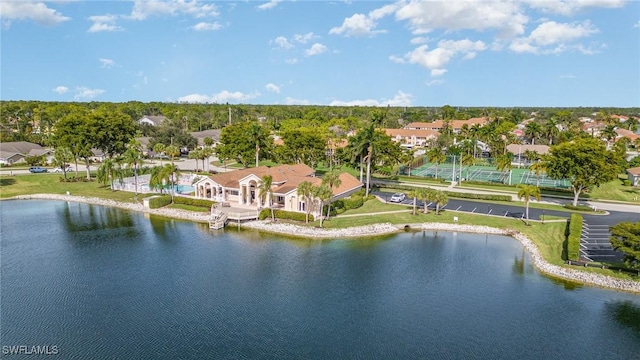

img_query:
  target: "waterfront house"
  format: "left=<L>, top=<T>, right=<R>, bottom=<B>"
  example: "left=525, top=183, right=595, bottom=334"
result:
left=193, top=164, right=363, bottom=217
left=627, top=167, right=640, bottom=187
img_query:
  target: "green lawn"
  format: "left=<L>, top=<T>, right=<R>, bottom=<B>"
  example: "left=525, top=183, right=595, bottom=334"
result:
left=0, top=174, right=138, bottom=203
left=458, top=176, right=640, bottom=203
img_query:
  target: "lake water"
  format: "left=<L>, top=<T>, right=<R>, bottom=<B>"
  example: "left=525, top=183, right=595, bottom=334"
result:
left=1, top=200, right=639, bottom=359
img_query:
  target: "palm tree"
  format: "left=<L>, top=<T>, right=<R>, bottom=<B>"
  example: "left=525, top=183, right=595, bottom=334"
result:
left=495, top=153, right=513, bottom=184
left=297, top=181, right=314, bottom=223
left=123, top=141, right=143, bottom=201
left=517, top=184, right=540, bottom=225
left=312, top=184, right=333, bottom=227
left=153, top=143, right=165, bottom=165
left=529, top=160, right=547, bottom=187
left=249, top=122, right=267, bottom=167
left=543, top=118, right=560, bottom=145
left=523, top=149, right=539, bottom=165
left=426, top=146, right=446, bottom=179
left=53, top=146, right=74, bottom=181
left=201, top=146, right=213, bottom=172
left=321, top=171, right=342, bottom=220
left=524, top=122, right=542, bottom=145
left=258, top=175, right=275, bottom=221
left=461, top=152, right=475, bottom=182
left=149, top=166, right=166, bottom=193
left=432, top=190, right=448, bottom=215
left=602, top=125, right=617, bottom=147
left=188, top=149, right=200, bottom=172
left=418, top=188, right=434, bottom=214
left=96, top=157, right=122, bottom=189
left=407, top=189, right=419, bottom=215
left=165, top=144, right=180, bottom=164
left=163, top=163, right=181, bottom=203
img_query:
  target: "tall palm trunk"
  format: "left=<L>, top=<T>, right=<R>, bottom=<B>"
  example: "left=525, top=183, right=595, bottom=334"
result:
left=255, top=142, right=260, bottom=168
left=365, top=147, right=372, bottom=197
left=359, top=155, right=364, bottom=182
left=84, top=158, right=91, bottom=180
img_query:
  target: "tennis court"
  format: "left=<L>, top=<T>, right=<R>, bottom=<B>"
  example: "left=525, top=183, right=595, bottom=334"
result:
left=411, top=160, right=571, bottom=188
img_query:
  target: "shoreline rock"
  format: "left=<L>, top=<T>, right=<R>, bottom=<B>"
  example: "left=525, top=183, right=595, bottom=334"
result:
left=6, top=194, right=639, bottom=294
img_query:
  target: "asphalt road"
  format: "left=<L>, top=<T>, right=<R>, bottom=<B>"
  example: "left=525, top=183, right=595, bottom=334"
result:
left=374, top=191, right=638, bottom=226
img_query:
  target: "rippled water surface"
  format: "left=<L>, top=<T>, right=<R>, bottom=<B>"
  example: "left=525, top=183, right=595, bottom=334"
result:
left=2, top=200, right=639, bottom=359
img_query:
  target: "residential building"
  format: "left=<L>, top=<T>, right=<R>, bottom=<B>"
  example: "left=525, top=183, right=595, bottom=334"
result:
left=0, top=141, right=47, bottom=165
left=384, top=129, right=440, bottom=148
left=627, top=167, right=640, bottom=187
left=138, top=115, right=167, bottom=127
left=193, top=164, right=362, bottom=217
left=405, top=117, right=488, bottom=134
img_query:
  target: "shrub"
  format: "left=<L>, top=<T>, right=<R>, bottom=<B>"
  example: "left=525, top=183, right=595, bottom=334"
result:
left=563, top=204, right=596, bottom=212
left=173, top=197, right=216, bottom=209
left=148, top=195, right=172, bottom=209
left=258, top=209, right=313, bottom=222
left=623, top=179, right=631, bottom=186
left=343, top=196, right=364, bottom=210
left=567, top=213, right=583, bottom=262
left=374, top=183, right=511, bottom=201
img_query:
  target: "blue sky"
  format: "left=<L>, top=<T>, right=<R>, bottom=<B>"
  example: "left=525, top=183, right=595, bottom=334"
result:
left=1, top=0, right=639, bottom=107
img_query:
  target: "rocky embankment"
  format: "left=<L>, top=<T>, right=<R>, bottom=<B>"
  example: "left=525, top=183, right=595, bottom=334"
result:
left=8, top=194, right=640, bottom=294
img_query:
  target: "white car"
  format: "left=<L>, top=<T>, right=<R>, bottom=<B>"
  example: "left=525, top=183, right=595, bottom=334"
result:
left=53, top=165, right=73, bottom=173
left=389, top=193, right=406, bottom=203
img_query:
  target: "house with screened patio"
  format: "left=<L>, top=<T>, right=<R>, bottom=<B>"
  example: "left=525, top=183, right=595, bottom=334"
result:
left=192, top=164, right=363, bottom=216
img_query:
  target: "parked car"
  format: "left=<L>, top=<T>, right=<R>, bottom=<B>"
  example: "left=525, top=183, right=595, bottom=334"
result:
left=29, top=166, right=48, bottom=173
left=389, top=193, right=406, bottom=203
left=53, top=165, right=73, bottom=173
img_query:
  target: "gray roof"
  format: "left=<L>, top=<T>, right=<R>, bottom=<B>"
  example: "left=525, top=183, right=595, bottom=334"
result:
left=28, top=148, right=53, bottom=156
left=0, top=141, right=43, bottom=154
left=190, top=129, right=221, bottom=146
left=138, top=115, right=166, bottom=126
left=0, top=151, right=25, bottom=161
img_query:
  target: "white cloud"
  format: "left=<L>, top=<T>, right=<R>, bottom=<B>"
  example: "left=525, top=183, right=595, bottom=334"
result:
left=99, top=58, right=115, bottom=68
left=52, top=86, right=68, bottom=94
left=74, top=87, right=105, bottom=100
left=257, top=0, right=281, bottom=11
left=294, top=32, right=317, bottom=44
left=178, top=90, right=260, bottom=104
left=524, top=0, right=625, bottom=16
left=410, top=36, right=428, bottom=44
left=426, top=79, right=444, bottom=86
left=192, top=22, right=222, bottom=31
left=329, top=91, right=413, bottom=107
left=284, top=97, right=310, bottom=105
left=401, top=39, right=487, bottom=75
left=1, top=1, right=70, bottom=27
left=130, top=0, right=219, bottom=20
left=272, top=36, right=293, bottom=49
left=329, top=2, right=400, bottom=37
left=285, top=58, right=298, bottom=64
left=88, top=14, right=122, bottom=33
left=395, top=1, right=528, bottom=38
left=509, top=20, right=599, bottom=54
left=304, top=43, right=327, bottom=57
left=633, top=20, right=640, bottom=28
left=389, top=55, right=405, bottom=64
left=559, top=74, right=576, bottom=78
left=265, top=83, right=280, bottom=93
left=329, top=13, right=386, bottom=37
left=430, top=69, right=448, bottom=77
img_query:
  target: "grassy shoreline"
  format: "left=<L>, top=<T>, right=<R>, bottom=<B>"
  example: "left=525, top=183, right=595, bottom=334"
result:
left=2, top=174, right=638, bottom=287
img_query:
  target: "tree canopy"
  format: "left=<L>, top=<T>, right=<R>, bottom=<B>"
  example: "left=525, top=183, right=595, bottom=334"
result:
left=545, top=138, right=619, bottom=206
left=610, top=222, right=640, bottom=269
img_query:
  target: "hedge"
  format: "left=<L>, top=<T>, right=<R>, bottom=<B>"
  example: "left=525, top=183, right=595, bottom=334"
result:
left=563, top=204, right=595, bottom=212
left=374, top=183, right=512, bottom=202
left=148, top=195, right=172, bottom=209
left=173, top=196, right=216, bottom=209
left=567, top=213, right=583, bottom=262
left=258, top=209, right=314, bottom=222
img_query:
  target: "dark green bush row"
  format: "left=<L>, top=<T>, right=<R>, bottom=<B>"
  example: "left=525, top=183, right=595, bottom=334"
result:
left=258, top=209, right=314, bottom=222
left=173, top=196, right=216, bottom=208
left=563, top=204, right=595, bottom=212
left=149, top=195, right=172, bottom=209
left=59, top=176, right=95, bottom=182
left=374, top=183, right=512, bottom=202
left=567, top=213, right=583, bottom=262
